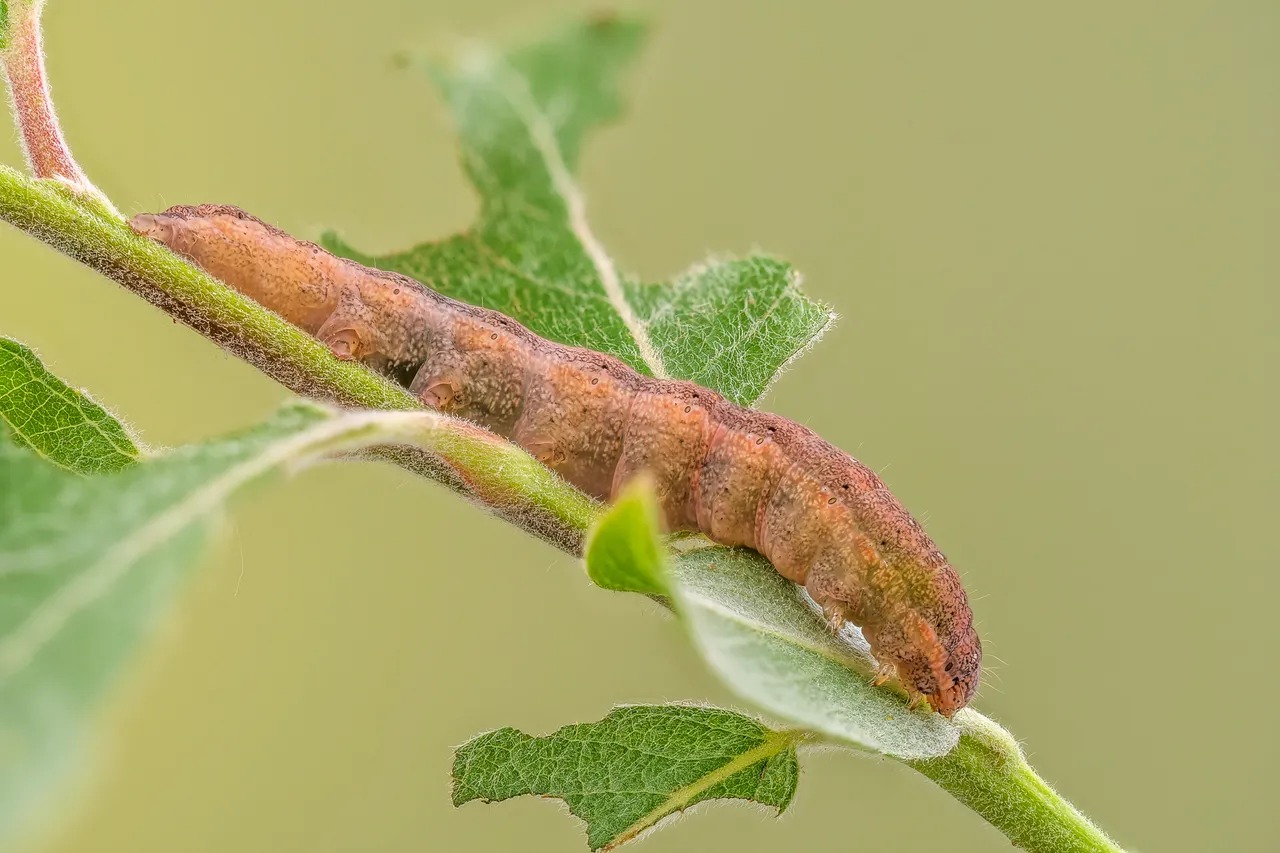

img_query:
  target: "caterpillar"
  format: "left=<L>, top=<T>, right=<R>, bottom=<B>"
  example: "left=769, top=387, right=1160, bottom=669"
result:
left=130, top=205, right=981, bottom=717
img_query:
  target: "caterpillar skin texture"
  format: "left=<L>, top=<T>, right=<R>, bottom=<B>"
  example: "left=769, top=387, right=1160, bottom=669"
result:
left=131, top=205, right=981, bottom=717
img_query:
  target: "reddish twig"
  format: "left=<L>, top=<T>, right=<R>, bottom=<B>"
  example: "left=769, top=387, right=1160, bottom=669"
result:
left=2, top=0, right=117, bottom=215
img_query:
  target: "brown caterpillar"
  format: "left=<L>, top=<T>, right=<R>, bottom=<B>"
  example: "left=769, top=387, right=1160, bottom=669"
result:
left=130, top=205, right=981, bottom=717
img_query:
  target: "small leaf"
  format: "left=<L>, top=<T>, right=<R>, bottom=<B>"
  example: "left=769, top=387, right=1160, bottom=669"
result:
left=583, top=476, right=667, bottom=596
left=324, top=17, right=832, bottom=406
left=0, top=337, right=139, bottom=473
left=670, top=547, right=959, bottom=759
left=0, top=1, right=9, bottom=52
left=452, top=705, right=802, bottom=851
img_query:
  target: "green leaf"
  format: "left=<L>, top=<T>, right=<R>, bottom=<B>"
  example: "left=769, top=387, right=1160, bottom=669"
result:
left=0, top=1, right=9, bottom=52
left=583, top=476, right=668, bottom=596
left=0, top=403, right=331, bottom=841
left=670, top=546, right=959, bottom=760
left=323, top=17, right=833, bottom=406
left=0, top=398, right=595, bottom=846
left=452, top=704, right=803, bottom=851
left=586, top=471, right=957, bottom=760
left=0, top=337, right=139, bottom=473
left=586, top=478, right=956, bottom=758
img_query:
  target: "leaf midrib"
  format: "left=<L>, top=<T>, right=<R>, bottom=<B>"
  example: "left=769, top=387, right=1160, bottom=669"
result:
left=604, top=728, right=809, bottom=850
left=486, top=56, right=669, bottom=379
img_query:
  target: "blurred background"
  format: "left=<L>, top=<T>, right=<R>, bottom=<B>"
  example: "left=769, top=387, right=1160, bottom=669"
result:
left=1, top=1, right=1276, bottom=851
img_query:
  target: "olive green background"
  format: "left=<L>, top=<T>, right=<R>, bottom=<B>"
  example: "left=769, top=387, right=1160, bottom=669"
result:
left=2, top=1, right=1275, bottom=851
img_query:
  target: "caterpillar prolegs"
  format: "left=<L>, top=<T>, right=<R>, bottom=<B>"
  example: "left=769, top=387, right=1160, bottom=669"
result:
left=130, top=205, right=981, bottom=717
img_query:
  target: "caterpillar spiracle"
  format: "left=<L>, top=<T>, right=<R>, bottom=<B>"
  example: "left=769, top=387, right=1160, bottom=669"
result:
left=130, top=205, right=982, bottom=717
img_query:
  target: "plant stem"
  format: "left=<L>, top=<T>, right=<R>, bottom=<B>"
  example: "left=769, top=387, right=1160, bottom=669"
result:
left=0, top=130, right=1123, bottom=853
left=0, top=11, right=1125, bottom=851
left=911, top=713, right=1123, bottom=853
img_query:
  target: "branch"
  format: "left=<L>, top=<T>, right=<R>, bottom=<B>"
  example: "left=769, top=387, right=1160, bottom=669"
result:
left=0, top=10, right=1123, bottom=853
left=0, top=167, right=1123, bottom=853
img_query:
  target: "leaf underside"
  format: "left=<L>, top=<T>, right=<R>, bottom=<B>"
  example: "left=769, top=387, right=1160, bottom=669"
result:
left=452, top=705, right=800, bottom=850
left=323, top=17, right=833, bottom=407
left=0, top=401, right=377, bottom=843
left=585, top=485, right=959, bottom=760
left=670, top=546, right=958, bottom=759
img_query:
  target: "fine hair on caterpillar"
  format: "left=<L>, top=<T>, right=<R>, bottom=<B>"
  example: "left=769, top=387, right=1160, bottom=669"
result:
left=130, top=204, right=982, bottom=717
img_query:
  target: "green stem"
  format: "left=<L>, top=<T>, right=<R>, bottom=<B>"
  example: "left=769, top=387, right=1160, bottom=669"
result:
left=910, top=713, right=1122, bottom=853
left=0, top=162, right=1124, bottom=853
left=0, top=15, right=1123, bottom=848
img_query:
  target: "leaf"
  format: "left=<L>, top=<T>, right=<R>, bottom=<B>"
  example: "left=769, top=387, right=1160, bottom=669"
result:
left=0, top=1, right=9, bottom=52
left=583, top=476, right=667, bottom=596
left=0, top=403, right=331, bottom=840
left=323, top=17, right=833, bottom=407
left=670, top=546, right=959, bottom=760
left=0, top=337, right=139, bottom=474
left=582, top=478, right=957, bottom=760
left=452, top=704, right=803, bottom=851
left=0, top=397, right=593, bottom=846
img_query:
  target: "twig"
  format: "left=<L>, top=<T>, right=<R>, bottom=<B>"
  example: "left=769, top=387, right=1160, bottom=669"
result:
left=1, top=0, right=117, bottom=215
left=0, top=8, right=1125, bottom=853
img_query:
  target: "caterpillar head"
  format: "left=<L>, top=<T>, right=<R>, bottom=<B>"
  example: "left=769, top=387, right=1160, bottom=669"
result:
left=130, top=212, right=187, bottom=250
left=866, top=611, right=981, bottom=718
left=924, top=622, right=981, bottom=718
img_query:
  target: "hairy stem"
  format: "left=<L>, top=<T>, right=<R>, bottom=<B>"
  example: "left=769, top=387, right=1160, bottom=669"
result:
left=911, top=714, right=1122, bottom=853
left=0, top=12, right=1123, bottom=852
left=0, top=167, right=1124, bottom=853
left=0, top=0, right=116, bottom=215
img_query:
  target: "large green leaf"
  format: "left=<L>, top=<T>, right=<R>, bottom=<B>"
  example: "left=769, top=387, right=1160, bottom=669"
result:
left=669, top=546, right=958, bottom=759
left=0, top=403, right=337, bottom=840
left=323, top=17, right=832, bottom=407
left=0, top=337, right=139, bottom=474
left=0, top=392, right=599, bottom=846
left=583, top=485, right=958, bottom=761
left=452, top=705, right=803, bottom=851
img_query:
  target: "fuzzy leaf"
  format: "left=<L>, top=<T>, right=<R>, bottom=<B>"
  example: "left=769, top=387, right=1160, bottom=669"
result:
left=583, top=477, right=668, bottom=596
left=0, top=397, right=594, bottom=845
left=323, top=17, right=832, bottom=407
left=670, top=546, right=959, bottom=760
left=452, top=704, right=802, bottom=850
left=583, top=479, right=957, bottom=759
left=0, top=404, right=334, bottom=840
left=0, top=337, right=139, bottom=474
